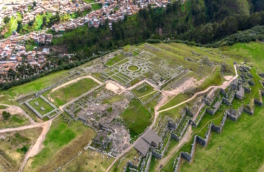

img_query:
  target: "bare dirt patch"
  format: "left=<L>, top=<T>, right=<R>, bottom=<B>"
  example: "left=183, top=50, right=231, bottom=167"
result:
left=105, top=81, right=125, bottom=94
left=224, top=75, right=233, bottom=81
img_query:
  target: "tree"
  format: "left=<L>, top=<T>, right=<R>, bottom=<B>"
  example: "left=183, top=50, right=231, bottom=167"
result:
left=2, top=111, right=11, bottom=120
left=42, top=16, right=47, bottom=28
left=58, top=59, right=63, bottom=66
left=4, top=16, right=10, bottom=24
left=33, top=1, right=36, bottom=7
left=17, top=20, right=22, bottom=33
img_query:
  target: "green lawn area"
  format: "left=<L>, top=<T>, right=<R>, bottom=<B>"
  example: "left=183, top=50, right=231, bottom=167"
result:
left=3, top=70, right=69, bottom=98
left=91, top=3, right=102, bottom=10
left=121, top=99, right=152, bottom=140
left=105, top=54, right=124, bottom=66
left=49, top=78, right=99, bottom=106
left=159, top=93, right=190, bottom=111
left=222, top=42, right=264, bottom=72
left=83, top=0, right=95, bottom=3
left=195, top=66, right=224, bottom=92
left=180, top=105, right=264, bottom=172
left=102, top=94, right=125, bottom=104
left=4, top=16, right=17, bottom=38
left=0, top=114, right=29, bottom=129
left=243, top=68, right=263, bottom=105
left=132, top=83, right=155, bottom=97
left=28, top=116, right=95, bottom=172
left=28, top=97, right=54, bottom=115
left=0, top=128, right=42, bottom=169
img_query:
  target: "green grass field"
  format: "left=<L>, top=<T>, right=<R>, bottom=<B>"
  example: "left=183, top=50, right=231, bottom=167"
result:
left=3, top=70, right=69, bottom=98
left=0, top=114, right=29, bottom=129
left=105, top=54, right=124, bottom=66
left=28, top=97, right=54, bottom=115
left=83, top=0, right=95, bottom=3
left=132, top=83, right=155, bottom=97
left=27, top=115, right=95, bottom=172
left=49, top=78, right=99, bottom=106
left=160, top=93, right=190, bottom=111
left=222, top=42, right=264, bottom=72
left=0, top=128, right=42, bottom=170
left=91, top=4, right=102, bottom=10
left=121, top=99, right=152, bottom=140
left=180, top=106, right=264, bottom=172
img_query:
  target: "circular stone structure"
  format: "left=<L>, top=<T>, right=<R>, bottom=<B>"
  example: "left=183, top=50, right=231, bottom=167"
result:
left=127, top=65, right=140, bottom=72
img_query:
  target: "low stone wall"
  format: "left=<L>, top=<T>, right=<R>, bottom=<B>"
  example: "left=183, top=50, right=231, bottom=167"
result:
left=144, top=151, right=152, bottom=172
left=192, top=107, right=206, bottom=127
left=171, top=119, right=190, bottom=141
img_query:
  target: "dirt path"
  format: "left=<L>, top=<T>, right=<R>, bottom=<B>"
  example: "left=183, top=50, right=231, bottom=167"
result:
left=0, top=123, right=43, bottom=134
left=18, top=121, right=52, bottom=172
left=159, top=65, right=238, bottom=113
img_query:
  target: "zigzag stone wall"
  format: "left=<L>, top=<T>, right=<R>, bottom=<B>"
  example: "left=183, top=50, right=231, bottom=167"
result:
left=173, top=91, right=264, bottom=172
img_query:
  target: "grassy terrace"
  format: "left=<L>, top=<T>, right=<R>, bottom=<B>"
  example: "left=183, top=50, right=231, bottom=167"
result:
left=222, top=42, right=264, bottom=72
left=25, top=115, right=95, bottom=172
left=49, top=78, right=99, bottom=106
left=121, top=99, right=152, bottom=140
left=28, top=97, right=54, bottom=115
left=132, top=83, right=155, bottom=97
left=3, top=70, right=69, bottom=98
left=105, top=54, right=124, bottom=66
left=160, top=93, right=190, bottom=111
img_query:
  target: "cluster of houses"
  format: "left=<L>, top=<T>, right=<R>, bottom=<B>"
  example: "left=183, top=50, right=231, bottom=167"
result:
left=51, top=3, right=140, bottom=31
left=0, top=0, right=92, bottom=28
left=0, top=32, right=53, bottom=76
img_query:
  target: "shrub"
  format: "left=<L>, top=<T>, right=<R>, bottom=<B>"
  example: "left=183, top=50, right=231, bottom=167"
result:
left=2, top=111, right=11, bottom=120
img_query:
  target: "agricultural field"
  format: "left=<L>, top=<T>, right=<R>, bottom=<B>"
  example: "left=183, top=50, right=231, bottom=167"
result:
left=49, top=78, right=99, bottom=106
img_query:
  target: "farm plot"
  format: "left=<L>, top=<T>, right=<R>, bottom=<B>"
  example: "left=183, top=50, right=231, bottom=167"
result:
left=49, top=78, right=99, bottom=106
